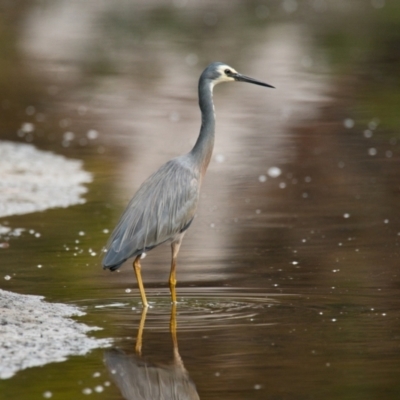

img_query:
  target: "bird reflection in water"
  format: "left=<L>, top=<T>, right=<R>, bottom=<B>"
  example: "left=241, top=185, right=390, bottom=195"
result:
left=104, top=305, right=200, bottom=400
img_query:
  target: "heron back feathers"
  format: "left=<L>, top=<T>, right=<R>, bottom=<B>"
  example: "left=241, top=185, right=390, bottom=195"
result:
left=102, top=156, right=200, bottom=270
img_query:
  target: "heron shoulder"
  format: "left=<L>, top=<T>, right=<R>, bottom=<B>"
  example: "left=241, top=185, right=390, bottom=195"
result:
left=138, top=154, right=200, bottom=194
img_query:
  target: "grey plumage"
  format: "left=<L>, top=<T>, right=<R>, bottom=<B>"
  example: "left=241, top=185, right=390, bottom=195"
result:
left=102, top=62, right=274, bottom=305
left=103, top=157, right=199, bottom=270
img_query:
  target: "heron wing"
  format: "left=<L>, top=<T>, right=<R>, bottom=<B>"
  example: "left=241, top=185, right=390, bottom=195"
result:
left=103, top=157, right=199, bottom=269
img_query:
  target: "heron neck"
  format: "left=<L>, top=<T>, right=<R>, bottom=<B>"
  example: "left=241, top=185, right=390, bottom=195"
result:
left=190, top=78, right=215, bottom=173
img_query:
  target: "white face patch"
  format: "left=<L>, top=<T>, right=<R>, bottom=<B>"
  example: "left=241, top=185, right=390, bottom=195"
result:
left=213, top=64, right=238, bottom=86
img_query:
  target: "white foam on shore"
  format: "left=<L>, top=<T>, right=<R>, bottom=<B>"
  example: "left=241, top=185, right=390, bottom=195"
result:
left=0, top=140, right=92, bottom=218
left=0, top=289, right=111, bottom=379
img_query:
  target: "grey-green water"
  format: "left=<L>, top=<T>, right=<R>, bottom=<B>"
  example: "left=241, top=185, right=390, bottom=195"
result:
left=1, top=1, right=400, bottom=399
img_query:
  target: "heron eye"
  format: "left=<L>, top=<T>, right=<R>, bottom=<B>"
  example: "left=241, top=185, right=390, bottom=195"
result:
left=224, top=69, right=232, bottom=75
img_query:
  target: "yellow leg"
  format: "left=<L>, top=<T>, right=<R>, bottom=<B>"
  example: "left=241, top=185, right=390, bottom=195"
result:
left=135, top=306, right=148, bottom=356
left=133, top=255, right=149, bottom=307
left=169, top=240, right=182, bottom=304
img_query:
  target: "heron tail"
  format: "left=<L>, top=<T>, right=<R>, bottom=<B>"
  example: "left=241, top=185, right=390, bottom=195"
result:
left=102, top=249, right=127, bottom=271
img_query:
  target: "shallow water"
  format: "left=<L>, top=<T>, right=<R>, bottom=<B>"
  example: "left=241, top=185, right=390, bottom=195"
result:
left=1, top=1, right=400, bottom=399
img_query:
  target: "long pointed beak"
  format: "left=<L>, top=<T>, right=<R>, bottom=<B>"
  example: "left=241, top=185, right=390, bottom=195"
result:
left=234, top=73, right=275, bottom=88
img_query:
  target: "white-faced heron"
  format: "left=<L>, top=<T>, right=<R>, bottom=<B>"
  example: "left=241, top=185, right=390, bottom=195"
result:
left=103, top=62, right=274, bottom=307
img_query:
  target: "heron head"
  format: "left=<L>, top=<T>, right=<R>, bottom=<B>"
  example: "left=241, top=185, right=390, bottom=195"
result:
left=203, top=62, right=274, bottom=89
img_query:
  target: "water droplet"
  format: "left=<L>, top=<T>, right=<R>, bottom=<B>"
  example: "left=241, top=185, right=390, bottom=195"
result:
left=267, top=166, right=281, bottom=178
left=43, top=391, right=52, bottom=398
left=82, top=388, right=92, bottom=395
left=63, top=131, right=74, bottom=141
left=215, top=154, right=225, bottom=163
left=26, top=106, right=35, bottom=116
left=169, top=112, right=180, bottom=122
left=59, top=118, right=70, bottom=128
left=87, top=129, right=99, bottom=139
left=368, top=118, right=380, bottom=129
left=344, top=118, right=354, bottom=128
left=364, top=129, right=373, bottom=138
left=78, top=105, right=87, bottom=115
left=21, top=122, right=34, bottom=133
left=343, top=213, right=350, bottom=218
left=368, top=148, right=377, bottom=156
left=4, top=275, right=11, bottom=280
left=258, top=175, right=267, bottom=183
